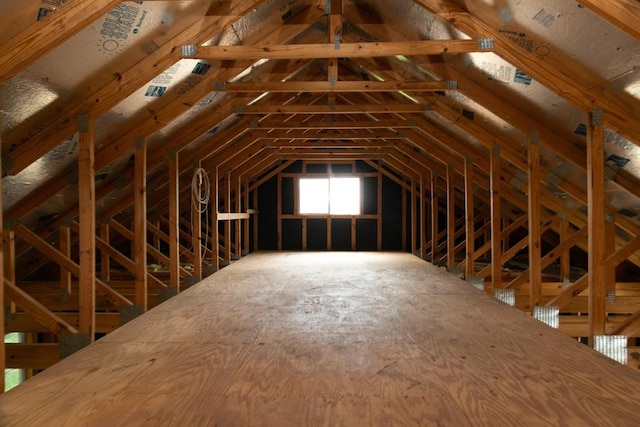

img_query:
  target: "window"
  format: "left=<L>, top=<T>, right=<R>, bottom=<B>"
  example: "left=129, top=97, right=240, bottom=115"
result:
left=4, top=332, right=24, bottom=392
left=299, top=177, right=360, bottom=215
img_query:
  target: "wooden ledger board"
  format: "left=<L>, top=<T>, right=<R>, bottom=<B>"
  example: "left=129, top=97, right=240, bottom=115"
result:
left=1, top=252, right=639, bottom=425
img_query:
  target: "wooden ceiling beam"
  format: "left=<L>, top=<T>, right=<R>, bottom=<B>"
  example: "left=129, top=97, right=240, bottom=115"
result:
left=185, top=39, right=492, bottom=60
left=5, top=0, right=268, bottom=177
left=412, top=0, right=640, bottom=146
left=217, top=80, right=453, bottom=93
left=0, top=0, right=122, bottom=83
left=248, top=118, right=419, bottom=129
left=235, top=103, right=431, bottom=114
left=577, top=0, right=640, bottom=42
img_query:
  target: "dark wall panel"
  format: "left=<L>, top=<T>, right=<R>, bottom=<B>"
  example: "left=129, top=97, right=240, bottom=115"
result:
left=356, top=219, right=377, bottom=251
left=282, top=219, right=302, bottom=250
left=258, top=176, right=278, bottom=249
left=382, top=176, right=402, bottom=250
left=307, top=219, right=327, bottom=250
left=331, top=219, right=351, bottom=250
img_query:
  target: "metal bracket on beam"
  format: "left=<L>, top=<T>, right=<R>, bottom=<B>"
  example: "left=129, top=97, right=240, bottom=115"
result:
left=446, top=80, right=458, bottom=90
left=135, top=136, right=144, bottom=150
left=235, top=105, right=246, bottom=114
left=494, top=289, right=515, bottom=307
left=119, top=305, right=144, bottom=325
left=607, top=289, right=616, bottom=304
left=467, top=275, right=484, bottom=291
left=159, top=287, right=179, bottom=303
left=448, top=265, right=464, bottom=279
left=533, top=306, right=559, bottom=328
left=478, top=38, right=494, bottom=50
left=334, top=35, right=341, bottom=50
left=59, top=333, right=91, bottom=359
left=591, top=108, right=605, bottom=126
left=529, top=130, right=540, bottom=145
left=605, top=212, right=615, bottom=223
left=422, top=104, right=433, bottom=111
left=594, top=335, right=627, bottom=364
left=182, top=44, right=197, bottom=57
left=330, top=76, right=336, bottom=87
left=214, top=81, right=227, bottom=91
left=77, top=115, right=89, bottom=132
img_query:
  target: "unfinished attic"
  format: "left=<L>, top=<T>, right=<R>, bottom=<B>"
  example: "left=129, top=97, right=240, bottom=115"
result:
left=2, top=0, right=640, bottom=424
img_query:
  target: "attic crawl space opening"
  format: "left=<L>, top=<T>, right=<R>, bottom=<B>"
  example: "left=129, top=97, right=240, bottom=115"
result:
left=2, top=0, right=640, bottom=389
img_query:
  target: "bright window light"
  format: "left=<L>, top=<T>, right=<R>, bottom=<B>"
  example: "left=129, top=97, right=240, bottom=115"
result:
left=329, top=177, right=360, bottom=215
left=299, top=177, right=360, bottom=215
left=300, top=178, right=329, bottom=214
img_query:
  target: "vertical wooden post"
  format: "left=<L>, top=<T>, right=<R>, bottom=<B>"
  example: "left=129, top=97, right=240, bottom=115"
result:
left=0, top=115, right=4, bottom=392
left=430, top=171, right=439, bottom=264
left=528, top=131, right=542, bottom=312
left=605, top=218, right=616, bottom=302
left=235, top=176, right=242, bottom=258
left=244, top=178, right=250, bottom=256
left=402, top=182, right=407, bottom=251
left=420, top=174, right=427, bottom=259
left=168, top=150, right=180, bottom=289
left=447, top=164, right=455, bottom=268
left=253, top=183, right=259, bottom=251
left=377, top=169, right=382, bottom=250
left=192, top=164, right=203, bottom=280
left=134, top=136, right=148, bottom=311
left=225, top=170, right=232, bottom=264
left=588, top=108, right=606, bottom=344
left=490, top=146, right=502, bottom=292
left=60, top=225, right=72, bottom=295
left=77, top=114, right=96, bottom=340
left=464, top=156, right=475, bottom=278
left=327, top=0, right=342, bottom=107
left=99, top=222, right=110, bottom=282
left=559, top=212, right=570, bottom=283
left=212, top=167, right=219, bottom=271
left=4, top=231, right=15, bottom=304
left=411, top=178, right=417, bottom=254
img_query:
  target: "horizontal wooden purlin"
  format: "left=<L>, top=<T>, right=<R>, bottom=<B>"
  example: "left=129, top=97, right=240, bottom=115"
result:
left=6, top=312, right=121, bottom=334
left=5, top=344, right=60, bottom=370
left=258, top=129, right=406, bottom=139
left=184, top=40, right=492, bottom=60
left=217, top=212, right=252, bottom=220
left=268, top=140, right=395, bottom=148
left=235, top=103, right=432, bottom=114
left=216, top=80, right=454, bottom=93
left=250, top=119, right=418, bottom=130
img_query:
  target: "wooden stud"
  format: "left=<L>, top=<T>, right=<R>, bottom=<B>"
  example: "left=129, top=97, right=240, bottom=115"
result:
left=402, top=181, right=408, bottom=251
left=277, top=172, right=283, bottom=251
left=134, top=137, right=148, bottom=311
left=464, top=156, right=475, bottom=278
left=253, top=185, right=259, bottom=251
left=605, top=219, right=616, bottom=303
left=244, top=179, right=250, bottom=256
left=490, top=146, right=502, bottom=292
left=447, top=164, right=455, bottom=268
left=559, top=213, right=570, bottom=283
left=60, top=225, right=72, bottom=296
left=431, top=171, right=439, bottom=264
left=0, top=113, right=3, bottom=392
left=588, top=109, right=606, bottom=343
left=377, top=168, right=383, bottom=250
left=225, top=170, right=233, bottom=264
left=236, top=176, right=242, bottom=258
left=420, top=174, right=427, bottom=259
left=169, top=151, right=180, bottom=288
left=411, top=178, right=417, bottom=254
left=77, top=114, right=96, bottom=339
left=528, top=132, right=542, bottom=312
left=212, top=168, right=220, bottom=271
left=4, top=231, right=16, bottom=320
left=99, top=223, right=110, bottom=283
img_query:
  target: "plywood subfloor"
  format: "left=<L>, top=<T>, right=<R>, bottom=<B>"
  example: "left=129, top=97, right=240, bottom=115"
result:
left=2, top=252, right=640, bottom=426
